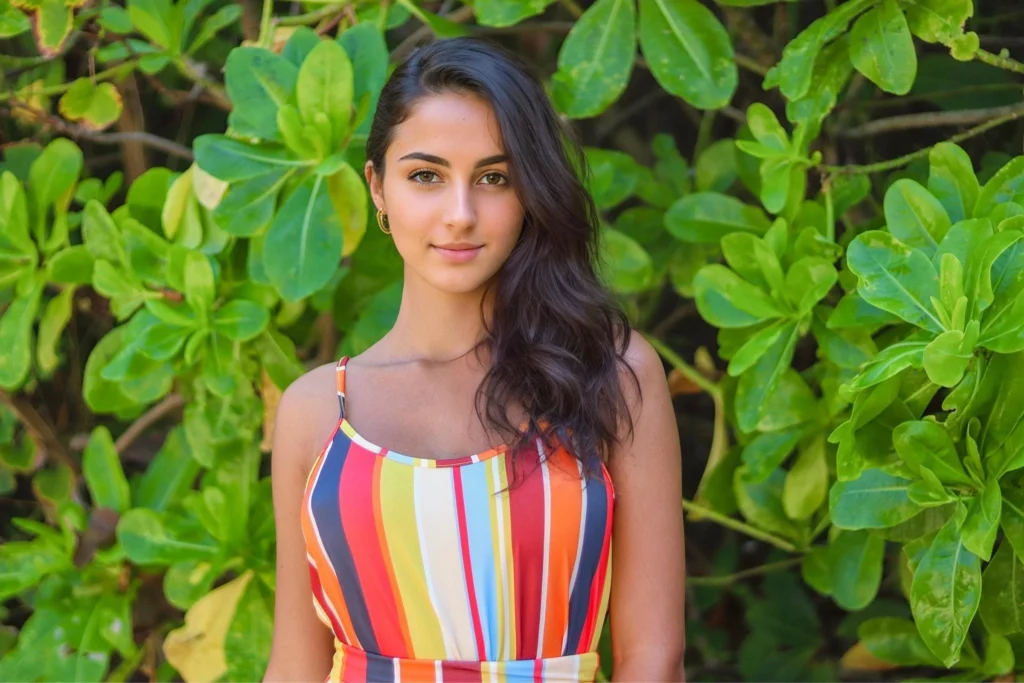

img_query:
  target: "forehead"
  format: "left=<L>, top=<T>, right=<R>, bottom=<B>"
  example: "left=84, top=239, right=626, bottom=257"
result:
left=388, top=91, right=505, bottom=159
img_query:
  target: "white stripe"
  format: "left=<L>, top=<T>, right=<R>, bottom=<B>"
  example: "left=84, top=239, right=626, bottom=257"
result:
left=304, top=440, right=351, bottom=645
left=561, top=459, right=587, bottom=654
left=434, top=660, right=443, bottom=683
left=393, top=657, right=401, bottom=683
left=492, top=457, right=512, bottom=658
left=413, top=471, right=455, bottom=658
left=536, top=438, right=552, bottom=658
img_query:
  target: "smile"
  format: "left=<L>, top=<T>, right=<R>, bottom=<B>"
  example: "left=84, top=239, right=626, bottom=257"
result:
left=432, top=245, right=483, bottom=262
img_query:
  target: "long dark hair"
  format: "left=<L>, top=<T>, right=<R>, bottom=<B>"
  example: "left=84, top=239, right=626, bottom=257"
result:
left=365, top=37, right=640, bottom=473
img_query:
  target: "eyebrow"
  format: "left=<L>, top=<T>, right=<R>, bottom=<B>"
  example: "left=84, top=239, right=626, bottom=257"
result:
left=397, top=152, right=508, bottom=169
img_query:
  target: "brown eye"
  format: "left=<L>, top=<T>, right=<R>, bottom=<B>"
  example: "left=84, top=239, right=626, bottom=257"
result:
left=410, top=170, right=439, bottom=183
left=481, top=172, right=507, bottom=185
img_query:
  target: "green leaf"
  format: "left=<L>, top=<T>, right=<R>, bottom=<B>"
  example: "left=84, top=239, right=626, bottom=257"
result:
left=830, top=468, right=921, bottom=529
left=82, top=426, right=130, bottom=513
left=36, top=287, right=73, bottom=376
left=735, top=321, right=800, bottom=433
left=892, top=420, right=972, bottom=485
left=784, top=257, right=838, bottom=316
left=980, top=541, right=1024, bottom=635
left=849, top=0, right=917, bottom=95
left=828, top=292, right=903, bottom=330
left=263, top=175, right=342, bottom=303
left=858, top=617, right=942, bottom=667
left=904, top=0, right=974, bottom=44
left=224, top=47, right=299, bottom=142
left=0, top=171, right=34, bottom=258
left=187, top=4, right=242, bottom=55
left=0, top=6, right=30, bottom=37
left=337, top=22, right=388, bottom=136
left=962, top=478, right=1001, bottom=562
left=212, top=300, right=269, bottom=342
left=910, top=503, right=981, bottom=667
left=923, top=324, right=977, bottom=387
left=194, top=135, right=304, bottom=183
left=326, top=162, right=368, bottom=258
left=128, top=0, right=174, bottom=49
left=783, top=435, right=828, bottom=520
left=57, top=79, right=123, bottom=131
left=0, top=280, right=43, bottom=390
left=727, top=320, right=791, bottom=377
left=695, top=139, right=738, bottom=193
left=118, top=508, right=218, bottom=565
left=32, top=0, right=73, bottom=56
left=297, top=39, right=353, bottom=151
left=551, top=0, right=636, bottom=119
left=184, top=252, right=215, bottom=319
left=473, top=0, right=554, bottom=27
left=693, top=264, right=784, bottom=328
left=975, top=158, right=1024, bottom=218
left=742, top=426, right=810, bottom=483
left=884, top=179, right=952, bottom=254
left=846, top=340, right=928, bottom=392
left=46, top=245, right=94, bottom=285
left=638, top=0, right=737, bottom=110
left=135, top=428, right=201, bottom=512
left=734, top=466, right=805, bottom=542
left=847, top=231, right=944, bottom=332
left=665, top=192, right=769, bottom=244
left=829, top=530, right=885, bottom=610
left=586, top=148, right=641, bottom=209
left=1002, top=486, right=1024, bottom=563
left=928, top=142, right=979, bottom=224
left=213, top=166, right=294, bottom=236
left=599, top=228, right=654, bottom=294
left=29, top=138, right=82, bottom=238
left=774, top=0, right=872, bottom=100
left=256, top=329, right=304, bottom=390
left=82, top=200, right=126, bottom=264
left=721, top=231, right=784, bottom=293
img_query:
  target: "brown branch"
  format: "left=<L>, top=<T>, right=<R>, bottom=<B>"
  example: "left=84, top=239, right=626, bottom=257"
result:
left=0, top=389, right=74, bottom=474
left=114, top=393, right=186, bottom=454
left=837, top=101, right=1024, bottom=138
left=85, top=131, right=195, bottom=161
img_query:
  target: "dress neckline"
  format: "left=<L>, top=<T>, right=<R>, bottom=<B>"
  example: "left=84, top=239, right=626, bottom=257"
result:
left=336, top=356, right=512, bottom=469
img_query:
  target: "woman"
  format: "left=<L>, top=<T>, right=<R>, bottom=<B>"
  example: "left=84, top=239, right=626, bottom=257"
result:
left=265, top=37, right=686, bottom=682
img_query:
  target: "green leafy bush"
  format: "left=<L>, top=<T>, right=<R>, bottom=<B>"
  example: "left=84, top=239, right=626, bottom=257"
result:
left=3, top=0, right=1024, bottom=679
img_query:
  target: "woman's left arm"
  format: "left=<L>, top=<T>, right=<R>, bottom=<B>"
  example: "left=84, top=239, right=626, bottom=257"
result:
left=606, top=332, right=687, bottom=682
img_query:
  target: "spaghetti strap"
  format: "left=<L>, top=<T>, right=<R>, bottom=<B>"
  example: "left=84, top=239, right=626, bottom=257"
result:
left=335, top=356, right=349, bottom=419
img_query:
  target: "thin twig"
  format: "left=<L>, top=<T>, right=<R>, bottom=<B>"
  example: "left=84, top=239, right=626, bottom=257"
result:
left=114, top=393, right=186, bottom=454
left=645, top=334, right=721, bottom=399
left=838, top=100, right=1024, bottom=138
left=682, top=499, right=800, bottom=553
left=391, top=5, right=474, bottom=63
left=0, top=60, right=138, bottom=101
left=975, top=47, right=1024, bottom=75
left=80, top=131, right=195, bottom=160
left=734, top=52, right=769, bottom=77
left=275, top=3, right=349, bottom=26
left=0, top=389, right=75, bottom=475
left=558, top=0, right=584, bottom=18
left=825, top=104, right=1024, bottom=175
left=687, top=557, right=804, bottom=587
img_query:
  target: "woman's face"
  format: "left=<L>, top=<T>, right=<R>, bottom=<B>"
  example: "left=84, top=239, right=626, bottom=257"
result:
left=366, top=92, right=525, bottom=295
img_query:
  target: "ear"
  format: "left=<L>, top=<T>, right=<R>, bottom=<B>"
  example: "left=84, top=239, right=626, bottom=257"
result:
left=364, top=161, right=385, bottom=212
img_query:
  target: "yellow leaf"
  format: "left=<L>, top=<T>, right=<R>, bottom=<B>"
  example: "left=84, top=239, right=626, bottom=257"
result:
left=163, top=570, right=252, bottom=682
left=260, top=368, right=281, bottom=453
left=191, top=163, right=228, bottom=210
left=840, top=642, right=899, bottom=672
left=161, top=167, right=194, bottom=241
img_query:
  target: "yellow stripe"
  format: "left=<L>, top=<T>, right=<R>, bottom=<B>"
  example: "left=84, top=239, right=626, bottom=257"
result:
left=379, top=461, right=446, bottom=657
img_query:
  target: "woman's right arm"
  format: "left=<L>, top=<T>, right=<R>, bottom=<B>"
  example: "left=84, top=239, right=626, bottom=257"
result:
left=264, top=374, right=336, bottom=682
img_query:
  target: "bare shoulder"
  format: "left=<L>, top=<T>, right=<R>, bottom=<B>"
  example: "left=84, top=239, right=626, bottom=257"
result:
left=274, top=360, right=343, bottom=476
left=618, top=327, right=668, bottom=406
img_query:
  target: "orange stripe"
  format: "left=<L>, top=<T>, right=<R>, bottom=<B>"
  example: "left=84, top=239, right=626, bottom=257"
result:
left=541, top=447, right=583, bottom=655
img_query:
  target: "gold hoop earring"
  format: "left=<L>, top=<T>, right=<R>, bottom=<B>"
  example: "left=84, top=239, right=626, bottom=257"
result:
left=376, top=208, right=391, bottom=235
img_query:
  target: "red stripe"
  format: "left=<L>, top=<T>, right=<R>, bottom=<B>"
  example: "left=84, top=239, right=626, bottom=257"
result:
left=440, top=659, right=482, bottom=682
left=307, top=561, right=345, bottom=640
left=507, top=441, right=546, bottom=658
left=344, top=644, right=367, bottom=681
left=453, top=469, right=488, bottom=659
left=339, top=449, right=408, bottom=656
left=534, top=658, right=543, bottom=682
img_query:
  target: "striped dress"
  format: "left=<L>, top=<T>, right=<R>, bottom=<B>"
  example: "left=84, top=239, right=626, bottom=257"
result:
left=300, top=357, right=615, bottom=682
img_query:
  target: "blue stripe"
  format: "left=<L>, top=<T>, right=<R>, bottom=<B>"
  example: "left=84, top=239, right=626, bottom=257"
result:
left=562, top=471, right=610, bottom=655
left=463, top=461, right=499, bottom=659
left=310, top=430, right=380, bottom=653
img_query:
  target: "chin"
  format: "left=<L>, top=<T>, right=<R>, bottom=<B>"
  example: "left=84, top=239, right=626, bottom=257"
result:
left=425, top=270, right=497, bottom=295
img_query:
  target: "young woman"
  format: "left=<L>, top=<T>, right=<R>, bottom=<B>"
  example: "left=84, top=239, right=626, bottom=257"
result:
left=265, top=37, right=686, bottom=683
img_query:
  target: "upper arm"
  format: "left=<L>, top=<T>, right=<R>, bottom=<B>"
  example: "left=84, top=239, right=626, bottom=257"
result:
left=607, top=331, right=687, bottom=680
left=264, top=373, right=336, bottom=682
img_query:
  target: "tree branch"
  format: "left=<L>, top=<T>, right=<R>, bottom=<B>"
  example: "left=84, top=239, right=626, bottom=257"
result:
left=975, top=47, right=1024, bottom=75
left=838, top=101, right=1024, bottom=137
left=645, top=334, right=721, bottom=399
left=825, top=103, right=1024, bottom=175
left=114, top=393, right=186, bottom=454
left=0, top=389, right=75, bottom=475
left=682, top=499, right=800, bottom=553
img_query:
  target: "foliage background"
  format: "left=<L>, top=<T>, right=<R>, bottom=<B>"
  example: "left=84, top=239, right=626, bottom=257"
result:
left=3, top=0, right=1024, bottom=680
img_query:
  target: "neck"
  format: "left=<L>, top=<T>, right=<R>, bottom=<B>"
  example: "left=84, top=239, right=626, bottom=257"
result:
left=384, top=270, right=495, bottom=365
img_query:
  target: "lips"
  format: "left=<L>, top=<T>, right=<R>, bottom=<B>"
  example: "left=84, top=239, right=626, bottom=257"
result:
left=432, top=244, right=484, bottom=262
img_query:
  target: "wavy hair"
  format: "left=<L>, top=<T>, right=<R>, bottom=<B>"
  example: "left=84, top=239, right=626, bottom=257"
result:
left=365, top=37, right=640, bottom=474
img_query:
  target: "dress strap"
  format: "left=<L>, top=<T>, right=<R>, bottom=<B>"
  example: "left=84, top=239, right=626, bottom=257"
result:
left=335, top=356, right=349, bottom=419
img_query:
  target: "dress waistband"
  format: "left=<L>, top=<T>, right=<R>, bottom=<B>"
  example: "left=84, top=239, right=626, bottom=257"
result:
left=328, top=640, right=600, bottom=682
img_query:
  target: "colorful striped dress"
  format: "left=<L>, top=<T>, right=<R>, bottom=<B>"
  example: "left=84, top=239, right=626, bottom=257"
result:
left=300, top=357, right=616, bottom=682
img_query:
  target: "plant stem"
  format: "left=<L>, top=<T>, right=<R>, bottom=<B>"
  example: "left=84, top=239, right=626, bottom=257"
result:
left=559, top=0, right=584, bottom=18
left=975, top=48, right=1024, bottom=75
left=694, top=108, right=716, bottom=159
left=824, top=105, right=1024, bottom=175
left=0, top=61, right=137, bottom=101
left=276, top=3, right=348, bottom=26
left=687, top=557, right=804, bottom=587
left=734, top=52, right=769, bottom=77
left=645, top=334, right=721, bottom=399
left=682, top=499, right=800, bottom=553
left=839, top=101, right=1024, bottom=138
left=258, top=0, right=274, bottom=47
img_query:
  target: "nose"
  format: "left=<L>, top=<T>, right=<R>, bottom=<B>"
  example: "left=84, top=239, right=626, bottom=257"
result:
left=442, top=183, right=476, bottom=231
